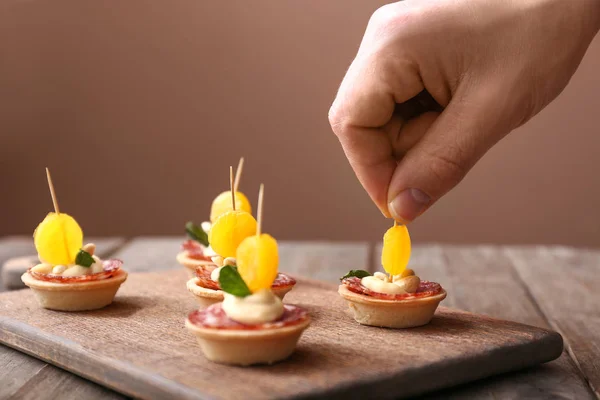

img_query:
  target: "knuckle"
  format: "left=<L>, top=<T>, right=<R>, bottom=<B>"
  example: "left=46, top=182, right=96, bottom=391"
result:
left=369, top=3, right=404, bottom=26
left=328, top=102, right=348, bottom=137
left=368, top=3, right=412, bottom=38
left=370, top=4, right=396, bottom=26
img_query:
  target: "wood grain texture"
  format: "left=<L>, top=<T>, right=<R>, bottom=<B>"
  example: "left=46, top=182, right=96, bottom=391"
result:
left=114, top=237, right=371, bottom=282
left=376, top=245, right=595, bottom=399
left=0, top=237, right=368, bottom=400
left=506, top=246, right=600, bottom=398
left=278, top=241, right=370, bottom=282
left=0, top=269, right=562, bottom=400
left=0, top=344, right=46, bottom=399
left=110, top=237, right=183, bottom=272
left=0, top=237, right=37, bottom=264
left=0, top=237, right=125, bottom=290
left=0, top=346, right=127, bottom=400
left=0, top=236, right=39, bottom=291
left=0, top=236, right=127, bottom=400
left=7, top=363, right=126, bottom=400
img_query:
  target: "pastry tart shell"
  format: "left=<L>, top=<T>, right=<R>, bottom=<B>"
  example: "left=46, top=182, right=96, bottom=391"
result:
left=186, top=277, right=294, bottom=309
left=185, top=316, right=310, bottom=366
left=21, top=269, right=128, bottom=311
left=176, top=251, right=215, bottom=278
left=338, top=284, right=446, bottom=328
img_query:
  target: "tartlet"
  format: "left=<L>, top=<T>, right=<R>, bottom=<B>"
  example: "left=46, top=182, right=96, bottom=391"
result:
left=187, top=265, right=296, bottom=308
left=177, top=239, right=216, bottom=278
left=339, top=276, right=446, bottom=328
left=185, top=302, right=310, bottom=365
left=338, top=221, right=445, bottom=328
left=186, top=183, right=309, bottom=365
left=24, top=169, right=128, bottom=312
left=22, top=260, right=128, bottom=311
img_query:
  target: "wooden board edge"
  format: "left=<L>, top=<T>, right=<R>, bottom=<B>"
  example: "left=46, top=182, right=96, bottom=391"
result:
left=291, top=329, right=564, bottom=399
left=0, top=270, right=566, bottom=400
left=0, top=313, right=564, bottom=400
left=0, top=317, right=212, bottom=400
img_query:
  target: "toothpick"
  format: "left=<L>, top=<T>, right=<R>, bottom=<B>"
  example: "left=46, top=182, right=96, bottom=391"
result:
left=256, top=184, right=264, bottom=236
left=45, top=168, right=60, bottom=214
left=230, top=166, right=236, bottom=211
left=234, top=157, right=244, bottom=193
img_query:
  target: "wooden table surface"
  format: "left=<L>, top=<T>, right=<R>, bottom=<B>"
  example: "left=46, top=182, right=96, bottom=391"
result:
left=0, top=236, right=598, bottom=399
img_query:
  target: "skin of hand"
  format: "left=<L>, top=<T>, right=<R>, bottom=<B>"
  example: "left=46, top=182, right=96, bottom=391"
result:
left=329, top=0, right=600, bottom=223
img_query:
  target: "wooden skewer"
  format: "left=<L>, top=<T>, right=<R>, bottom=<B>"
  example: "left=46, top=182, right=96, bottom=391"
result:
left=45, top=168, right=60, bottom=214
left=256, top=184, right=264, bottom=236
left=46, top=168, right=71, bottom=260
left=234, top=157, right=244, bottom=193
left=230, top=166, right=236, bottom=211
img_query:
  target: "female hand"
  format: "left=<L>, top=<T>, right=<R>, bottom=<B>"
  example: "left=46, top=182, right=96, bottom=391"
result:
left=329, top=0, right=600, bottom=222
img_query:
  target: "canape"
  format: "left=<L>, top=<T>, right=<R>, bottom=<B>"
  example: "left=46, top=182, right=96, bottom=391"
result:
left=21, top=169, right=127, bottom=311
left=185, top=164, right=295, bottom=307
left=339, top=270, right=446, bottom=328
left=185, top=298, right=310, bottom=366
left=338, top=223, right=446, bottom=328
left=177, top=225, right=217, bottom=277
left=186, top=184, right=309, bottom=365
left=187, top=264, right=296, bottom=308
left=22, top=251, right=127, bottom=312
left=177, top=157, right=252, bottom=277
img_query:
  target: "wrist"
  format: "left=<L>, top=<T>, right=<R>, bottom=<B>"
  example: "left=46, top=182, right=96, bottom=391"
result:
left=529, top=0, right=600, bottom=38
left=580, top=0, right=600, bottom=36
left=592, top=2, right=600, bottom=34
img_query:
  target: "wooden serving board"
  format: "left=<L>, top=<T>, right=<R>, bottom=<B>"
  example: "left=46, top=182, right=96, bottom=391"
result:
left=0, top=269, right=562, bottom=400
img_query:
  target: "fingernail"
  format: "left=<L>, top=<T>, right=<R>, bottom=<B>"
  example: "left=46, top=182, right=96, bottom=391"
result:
left=389, top=188, right=431, bottom=222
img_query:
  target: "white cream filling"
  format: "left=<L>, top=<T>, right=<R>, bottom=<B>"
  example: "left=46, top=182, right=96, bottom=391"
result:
left=361, top=271, right=420, bottom=294
left=31, top=255, right=104, bottom=276
left=201, top=221, right=212, bottom=233
left=361, top=275, right=408, bottom=295
left=204, top=245, right=217, bottom=258
left=209, top=257, right=236, bottom=282
left=222, top=289, right=284, bottom=324
left=210, top=266, right=223, bottom=281
left=373, top=271, right=388, bottom=280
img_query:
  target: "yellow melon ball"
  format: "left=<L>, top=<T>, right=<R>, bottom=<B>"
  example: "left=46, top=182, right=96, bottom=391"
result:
left=381, top=224, right=411, bottom=276
left=209, top=210, right=257, bottom=258
left=236, top=233, right=279, bottom=293
left=33, top=212, right=83, bottom=266
left=209, top=191, right=252, bottom=223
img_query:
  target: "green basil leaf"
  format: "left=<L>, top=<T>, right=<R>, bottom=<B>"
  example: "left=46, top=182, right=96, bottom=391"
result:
left=218, top=265, right=252, bottom=297
left=185, top=221, right=209, bottom=246
left=340, top=269, right=371, bottom=281
left=75, top=249, right=95, bottom=268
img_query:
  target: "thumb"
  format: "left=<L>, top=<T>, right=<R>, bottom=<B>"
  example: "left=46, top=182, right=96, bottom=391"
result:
left=387, top=90, right=507, bottom=223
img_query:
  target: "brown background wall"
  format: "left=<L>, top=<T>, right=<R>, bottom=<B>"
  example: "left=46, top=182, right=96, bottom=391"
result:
left=1, top=1, right=599, bottom=246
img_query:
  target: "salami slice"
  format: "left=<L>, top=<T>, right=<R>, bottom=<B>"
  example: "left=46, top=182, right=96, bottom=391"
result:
left=29, top=259, right=124, bottom=283
left=272, top=273, right=297, bottom=288
left=194, top=266, right=296, bottom=291
left=194, top=266, right=221, bottom=290
left=342, top=276, right=442, bottom=300
left=188, top=303, right=308, bottom=330
left=181, top=240, right=213, bottom=261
